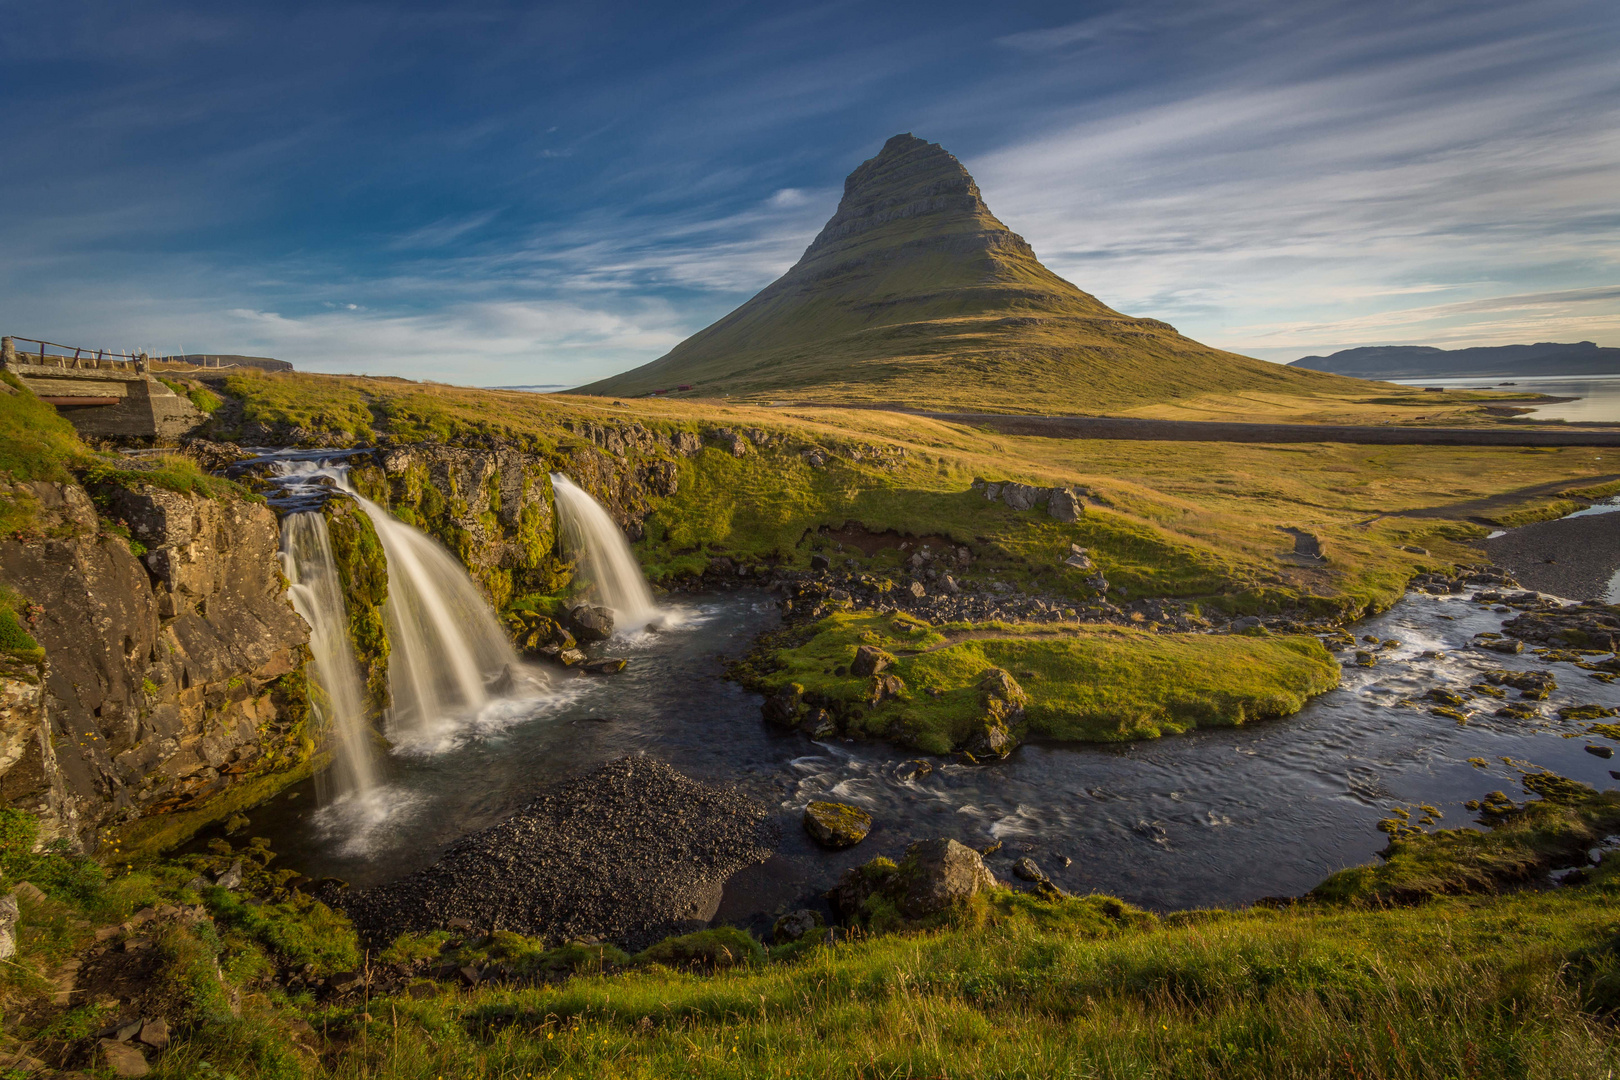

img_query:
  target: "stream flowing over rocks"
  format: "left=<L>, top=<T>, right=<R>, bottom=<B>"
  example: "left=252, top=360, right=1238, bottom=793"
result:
left=341, top=757, right=775, bottom=949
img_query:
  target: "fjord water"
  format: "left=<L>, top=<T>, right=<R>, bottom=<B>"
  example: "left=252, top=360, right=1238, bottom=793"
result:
left=550, top=473, right=663, bottom=630
left=243, top=586, right=1620, bottom=927
left=279, top=512, right=378, bottom=798
left=1394, top=374, right=1620, bottom=422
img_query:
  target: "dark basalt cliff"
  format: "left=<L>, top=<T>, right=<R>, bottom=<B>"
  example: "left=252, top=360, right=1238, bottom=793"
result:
left=0, top=478, right=309, bottom=848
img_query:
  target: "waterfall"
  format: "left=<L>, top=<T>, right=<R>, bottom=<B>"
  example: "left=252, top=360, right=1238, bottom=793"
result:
left=269, top=456, right=529, bottom=799
left=550, top=473, right=663, bottom=631
left=349, top=493, right=520, bottom=734
left=280, top=513, right=378, bottom=798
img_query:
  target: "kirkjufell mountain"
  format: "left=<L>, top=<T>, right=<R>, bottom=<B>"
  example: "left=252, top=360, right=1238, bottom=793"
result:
left=578, top=133, right=1352, bottom=410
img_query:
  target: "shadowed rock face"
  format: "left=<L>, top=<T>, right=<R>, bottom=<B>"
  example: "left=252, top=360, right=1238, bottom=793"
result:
left=577, top=133, right=1344, bottom=410
left=0, top=479, right=308, bottom=846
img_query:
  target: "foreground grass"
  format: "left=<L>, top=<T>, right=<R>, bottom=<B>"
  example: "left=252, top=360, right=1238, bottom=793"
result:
left=134, top=884, right=1620, bottom=1079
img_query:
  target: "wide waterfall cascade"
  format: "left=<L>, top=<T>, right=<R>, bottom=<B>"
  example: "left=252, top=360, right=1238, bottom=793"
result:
left=268, top=457, right=528, bottom=757
left=349, top=492, right=521, bottom=733
left=550, top=473, right=664, bottom=631
left=279, top=513, right=378, bottom=798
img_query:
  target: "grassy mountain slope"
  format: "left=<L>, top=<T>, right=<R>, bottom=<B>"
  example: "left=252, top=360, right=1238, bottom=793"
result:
left=577, top=134, right=1362, bottom=412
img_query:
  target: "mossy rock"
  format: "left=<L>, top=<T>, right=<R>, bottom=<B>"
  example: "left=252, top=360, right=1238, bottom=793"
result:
left=1560, top=704, right=1618, bottom=721
left=803, top=801, right=873, bottom=848
left=636, top=927, right=764, bottom=970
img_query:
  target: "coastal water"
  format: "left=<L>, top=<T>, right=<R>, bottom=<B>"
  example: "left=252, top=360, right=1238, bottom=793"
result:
left=241, top=587, right=1620, bottom=932
left=1393, top=374, right=1620, bottom=423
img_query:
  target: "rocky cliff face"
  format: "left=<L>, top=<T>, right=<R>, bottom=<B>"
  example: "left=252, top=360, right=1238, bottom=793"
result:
left=337, top=420, right=688, bottom=609
left=0, top=478, right=309, bottom=847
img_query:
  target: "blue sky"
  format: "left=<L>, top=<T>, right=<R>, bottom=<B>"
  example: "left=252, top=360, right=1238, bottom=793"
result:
left=2, top=0, right=1616, bottom=384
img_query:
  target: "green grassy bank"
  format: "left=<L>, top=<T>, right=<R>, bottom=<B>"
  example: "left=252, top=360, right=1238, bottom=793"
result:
left=4, top=768, right=1620, bottom=1079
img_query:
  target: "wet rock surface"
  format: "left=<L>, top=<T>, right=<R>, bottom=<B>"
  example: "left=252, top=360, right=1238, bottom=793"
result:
left=342, top=757, right=776, bottom=950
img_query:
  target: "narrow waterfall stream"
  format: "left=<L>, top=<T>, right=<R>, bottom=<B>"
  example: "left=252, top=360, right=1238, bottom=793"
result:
left=279, top=513, right=378, bottom=798
left=551, top=473, right=667, bottom=631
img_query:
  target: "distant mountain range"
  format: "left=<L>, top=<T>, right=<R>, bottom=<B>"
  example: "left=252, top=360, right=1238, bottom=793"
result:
left=1288, top=342, right=1620, bottom=380
left=576, top=134, right=1354, bottom=412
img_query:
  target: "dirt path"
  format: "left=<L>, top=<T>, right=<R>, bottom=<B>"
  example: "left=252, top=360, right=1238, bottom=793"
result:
left=905, top=411, right=1620, bottom=447
left=1374, top=474, right=1620, bottom=522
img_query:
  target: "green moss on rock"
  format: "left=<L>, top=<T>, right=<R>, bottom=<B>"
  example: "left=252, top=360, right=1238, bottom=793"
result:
left=322, top=498, right=390, bottom=718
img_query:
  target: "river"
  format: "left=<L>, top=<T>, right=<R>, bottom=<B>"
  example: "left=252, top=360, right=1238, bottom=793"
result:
left=240, top=586, right=1620, bottom=936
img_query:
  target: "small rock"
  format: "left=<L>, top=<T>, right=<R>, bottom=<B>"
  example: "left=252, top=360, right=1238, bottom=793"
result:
left=1587, top=745, right=1615, bottom=759
left=568, top=605, right=615, bottom=643
left=13, top=882, right=46, bottom=905
left=582, top=658, right=628, bottom=675
left=138, top=1018, right=170, bottom=1050
left=772, top=909, right=824, bottom=944
left=804, top=801, right=873, bottom=848
left=1056, top=854, right=1073, bottom=867
left=1048, top=487, right=1084, bottom=523
left=1353, top=651, right=1377, bottom=667
left=800, top=709, right=838, bottom=740
left=908, top=581, right=926, bottom=599
left=763, top=683, right=805, bottom=726
left=809, top=553, right=831, bottom=571
left=1230, top=616, right=1263, bottom=633
left=0, top=894, right=16, bottom=960
left=215, top=860, right=243, bottom=890
left=1479, top=638, right=1525, bottom=655
left=459, top=965, right=481, bottom=986
left=558, top=648, right=587, bottom=667
left=1012, top=857, right=1046, bottom=882
left=327, top=971, right=364, bottom=994
left=115, top=1019, right=144, bottom=1042
left=850, top=645, right=892, bottom=678
left=97, top=1040, right=149, bottom=1077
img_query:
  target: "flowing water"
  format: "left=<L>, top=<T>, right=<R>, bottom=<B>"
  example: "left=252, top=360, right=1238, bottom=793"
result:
left=279, top=513, right=378, bottom=798
left=238, top=585, right=1620, bottom=933
left=263, top=455, right=547, bottom=822
left=550, top=473, right=666, bottom=630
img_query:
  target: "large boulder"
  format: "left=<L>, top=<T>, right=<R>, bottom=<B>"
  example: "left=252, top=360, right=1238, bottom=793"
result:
left=898, top=838, right=997, bottom=918
left=568, top=605, right=615, bottom=643
left=965, top=668, right=1027, bottom=760
left=1000, top=483, right=1050, bottom=512
left=803, top=801, right=873, bottom=848
left=1047, top=488, right=1084, bottom=523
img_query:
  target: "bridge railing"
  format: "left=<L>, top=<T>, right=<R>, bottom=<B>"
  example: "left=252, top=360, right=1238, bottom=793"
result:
left=2, top=336, right=146, bottom=372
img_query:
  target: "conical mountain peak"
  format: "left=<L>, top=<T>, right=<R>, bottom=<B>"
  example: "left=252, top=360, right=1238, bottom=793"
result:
left=577, top=135, right=1343, bottom=412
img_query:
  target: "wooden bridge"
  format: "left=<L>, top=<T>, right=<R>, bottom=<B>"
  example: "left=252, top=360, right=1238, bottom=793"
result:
left=2, top=336, right=202, bottom=443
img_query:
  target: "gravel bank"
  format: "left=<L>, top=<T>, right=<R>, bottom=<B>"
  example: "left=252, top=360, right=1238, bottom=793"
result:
left=1483, top=513, right=1620, bottom=601
left=342, top=757, right=776, bottom=949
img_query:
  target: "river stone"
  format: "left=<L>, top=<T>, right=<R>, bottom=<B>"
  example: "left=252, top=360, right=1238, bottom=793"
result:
left=1012, top=857, right=1046, bottom=882
left=558, top=649, right=586, bottom=667
left=342, top=757, right=775, bottom=950
left=762, top=683, right=805, bottom=726
left=803, top=801, right=873, bottom=848
left=800, top=709, right=838, bottom=740
left=569, top=605, right=615, bottom=643
left=582, top=658, right=628, bottom=675
left=898, top=839, right=996, bottom=918
left=850, top=645, right=892, bottom=678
